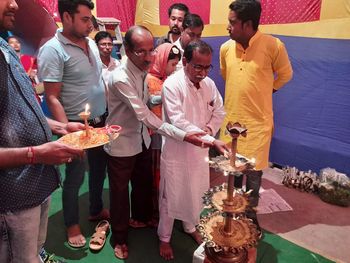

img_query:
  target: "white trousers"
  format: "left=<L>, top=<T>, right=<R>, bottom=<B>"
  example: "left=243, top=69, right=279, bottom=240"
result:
left=157, top=186, right=196, bottom=242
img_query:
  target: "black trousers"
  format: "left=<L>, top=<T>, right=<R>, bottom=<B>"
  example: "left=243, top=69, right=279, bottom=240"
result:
left=107, top=144, right=153, bottom=245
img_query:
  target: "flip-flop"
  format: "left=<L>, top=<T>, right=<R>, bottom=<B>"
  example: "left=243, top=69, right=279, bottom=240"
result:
left=114, top=244, right=128, bottom=259
left=89, top=220, right=110, bottom=251
left=68, top=235, right=86, bottom=248
left=67, top=224, right=86, bottom=248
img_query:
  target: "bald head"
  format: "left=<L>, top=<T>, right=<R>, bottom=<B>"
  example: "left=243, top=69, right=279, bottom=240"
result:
left=124, top=26, right=155, bottom=71
left=124, top=25, right=153, bottom=50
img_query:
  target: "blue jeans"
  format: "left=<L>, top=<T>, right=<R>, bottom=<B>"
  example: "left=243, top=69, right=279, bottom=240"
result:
left=0, top=198, right=50, bottom=263
left=62, top=146, right=108, bottom=227
left=62, top=158, right=85, bottom=227
left=87, top=145, right=108, bottom=216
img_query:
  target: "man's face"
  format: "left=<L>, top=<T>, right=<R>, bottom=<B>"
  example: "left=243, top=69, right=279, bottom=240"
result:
left=227, top=10, right=244, bottom=42
left=169, top=8, right=186, bottom=35
left=66, top=5, right=93, bottom=38
left=0, top=0, right=18, bottom=32
left=127, top=30, right=155, bottom=71
left=180, top=26, right=203, bottom=49
left=8, top=37, right=21, bottom=52
left=97, top=37, right=113, bottom=58
left=184, top=49, right=212, bottom=84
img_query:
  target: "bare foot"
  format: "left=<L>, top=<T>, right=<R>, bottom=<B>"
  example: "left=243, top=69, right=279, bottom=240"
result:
left=114, top=244, right=128, bottom=259
left=67, top=224, right=86, bottom=248
left=189, top=230, right=202, bottom=245
left=159, top=241, right=174, bottom=260
left=88, top=208, right=110, bottom=222
left=247, top=247, right=257, bottom=263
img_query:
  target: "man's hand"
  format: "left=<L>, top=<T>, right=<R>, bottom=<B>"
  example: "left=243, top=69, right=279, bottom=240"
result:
left=213, top=140, right=230, bottom=155
left=64, top=122, right=86, bottom=134
left=34, top=141, right=84, bottom=165
left=184, top=132, right=213, bottom=148
left=203, top=126, right=213, bottom=136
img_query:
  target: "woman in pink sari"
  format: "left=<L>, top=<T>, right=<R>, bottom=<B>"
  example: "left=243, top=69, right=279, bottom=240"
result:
left=146, top=43, right=181, bottom=224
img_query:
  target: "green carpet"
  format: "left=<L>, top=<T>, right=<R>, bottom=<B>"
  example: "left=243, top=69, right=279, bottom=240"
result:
left=45, top=165, right=334, bottom=263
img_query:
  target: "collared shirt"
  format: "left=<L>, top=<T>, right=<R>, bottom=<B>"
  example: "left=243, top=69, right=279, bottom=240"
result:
left=38, top=29, right=106, bottom=120
left=0, top=37, right=58, bottom=213
left=102, top=57, right=120, bottom=102
left=105, top=58, right=186, bottom=157
left=102, top=57, right=120, bottom=87
left=156, top=31, right=178, bottom=46
left=219, top=30, right=293, bottom=169
left=162, top=69, right=225, bottom=143
left=173, top=38, right=184, bottom=72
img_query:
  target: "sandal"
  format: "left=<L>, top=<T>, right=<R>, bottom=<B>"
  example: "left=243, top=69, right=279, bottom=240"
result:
left=129, top=218, right=158, bottom=228
left=89, top=220, right=110, bottom=251
left=67, top=224, right=86, bottom=248
left=129, top=218, right=147, bottom=228
left=114, top=244, right=128, bottom=259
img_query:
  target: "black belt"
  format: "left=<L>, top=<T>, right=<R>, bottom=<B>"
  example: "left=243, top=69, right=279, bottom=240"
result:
left=69, top=112, right=108, bottom=127
left=88, top=111, right=108, bottom=126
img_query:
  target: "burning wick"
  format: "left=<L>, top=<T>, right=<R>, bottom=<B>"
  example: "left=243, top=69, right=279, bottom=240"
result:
left=79, top=104, right=91, bottom=137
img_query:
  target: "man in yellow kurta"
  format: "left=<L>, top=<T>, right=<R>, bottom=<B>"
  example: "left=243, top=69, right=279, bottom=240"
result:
left=219, top=0, right=293, bottom=232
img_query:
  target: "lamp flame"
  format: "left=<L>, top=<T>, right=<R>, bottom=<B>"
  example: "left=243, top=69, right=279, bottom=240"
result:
left=85, top=104, right=90, bottom=114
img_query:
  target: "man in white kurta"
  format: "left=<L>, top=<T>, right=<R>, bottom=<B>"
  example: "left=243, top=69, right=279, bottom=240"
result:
left=158, top=40, right=226, bottom=260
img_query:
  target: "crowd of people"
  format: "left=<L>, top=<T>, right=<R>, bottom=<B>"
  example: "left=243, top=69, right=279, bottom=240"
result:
left=0, top=0, right=292, bottom=262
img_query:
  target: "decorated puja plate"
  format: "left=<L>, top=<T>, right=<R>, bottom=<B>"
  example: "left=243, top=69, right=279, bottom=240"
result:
left=58, top=125, right=121, bottom=149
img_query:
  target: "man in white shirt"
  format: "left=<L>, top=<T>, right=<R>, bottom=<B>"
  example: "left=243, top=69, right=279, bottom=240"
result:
left=158, top=40, right=226, bottom=260
left=173, top=13, right=203, bottom=71
left=105, top=26, right=225, bottom=260
left=94, top=31, right=120, bottom=94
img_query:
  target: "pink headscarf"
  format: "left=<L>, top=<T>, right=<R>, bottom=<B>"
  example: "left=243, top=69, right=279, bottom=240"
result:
left=148, top=43, right=174, bottom=80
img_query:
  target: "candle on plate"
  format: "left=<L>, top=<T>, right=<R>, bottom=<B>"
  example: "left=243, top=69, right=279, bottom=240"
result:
left=78, top=103, right=91, bottom=137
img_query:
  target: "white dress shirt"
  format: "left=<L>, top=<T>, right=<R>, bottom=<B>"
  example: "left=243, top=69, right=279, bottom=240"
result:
left=160, top=68, right=225, bottom=224
left=105, top=58, right=186, bottom=157
left=173, top=38, right=184, bottom=72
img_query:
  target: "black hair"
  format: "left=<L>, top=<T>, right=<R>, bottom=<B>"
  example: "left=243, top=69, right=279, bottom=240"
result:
left=168, top=45, right=182, bottom=61
left=58, top=0, right=94, bottom=21
left=124, top=25, right=153, bottom=50
left=183, top=40, right=213, bottom=62
left=6, top=35, right=19, bottom=43
left=182, top=13, right=204, bottom=30
left=94, top=31, right=113, bottom=44
left=229, top=0, right=261, bottom=30
left=91, top=15, right=99, bottom=30
left=168, top=3, right=189, bottom=17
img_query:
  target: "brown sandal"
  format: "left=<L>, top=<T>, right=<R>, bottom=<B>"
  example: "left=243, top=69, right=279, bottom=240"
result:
left=129, top=218, right=158, bottom=228
left=89, top=220, right=110, bottom=251
left=114, top=244, right=129, bottom=259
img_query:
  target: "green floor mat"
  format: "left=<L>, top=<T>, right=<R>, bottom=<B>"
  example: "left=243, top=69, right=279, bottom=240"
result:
left=44, top=165, right=334, bottom=263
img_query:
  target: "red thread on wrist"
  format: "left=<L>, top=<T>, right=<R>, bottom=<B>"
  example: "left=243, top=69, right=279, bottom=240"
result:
left=27, top=147, right=34, bottom=164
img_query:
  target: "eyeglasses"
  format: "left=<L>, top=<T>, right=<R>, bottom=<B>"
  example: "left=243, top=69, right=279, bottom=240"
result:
left=189, top=62, right=213, bottom=72
left=133, top=49, right=157, bottom=57
left=99, top=43, right=113, bottom=47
